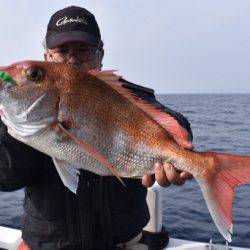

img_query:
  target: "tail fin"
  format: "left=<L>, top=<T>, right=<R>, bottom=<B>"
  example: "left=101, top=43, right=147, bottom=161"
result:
left=196, top=152, right=250, bottom=242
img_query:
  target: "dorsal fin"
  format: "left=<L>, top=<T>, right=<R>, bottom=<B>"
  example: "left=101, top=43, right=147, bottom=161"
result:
left=88, top=70, right=193, bottom=149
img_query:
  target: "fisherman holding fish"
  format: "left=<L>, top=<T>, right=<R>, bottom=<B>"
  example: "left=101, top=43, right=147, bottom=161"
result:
left=0, top=6, right=194, bottom=250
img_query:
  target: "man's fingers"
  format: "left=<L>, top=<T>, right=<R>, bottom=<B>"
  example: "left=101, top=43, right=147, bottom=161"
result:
left=142, top=174, right=155, bottom=187
left=142, top=163, right=192, bottom=188
left=180, top=171, right=193, bottom=180
left=163, top=163, right=185, bottom=186
left=155, top=162, right=171, bottom=187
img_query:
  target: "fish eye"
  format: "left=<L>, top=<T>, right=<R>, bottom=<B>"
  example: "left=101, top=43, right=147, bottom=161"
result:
left=25, top=67, right=44, bottom=81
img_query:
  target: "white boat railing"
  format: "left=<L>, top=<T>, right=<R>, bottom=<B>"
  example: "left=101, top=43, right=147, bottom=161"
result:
left=0, top=226, right=22, bottom=250
left=145, top=184, right=250, bottom=250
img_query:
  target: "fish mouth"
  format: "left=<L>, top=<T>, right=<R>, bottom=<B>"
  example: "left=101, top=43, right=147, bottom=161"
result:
left=0, top=93, right=58, bottom=138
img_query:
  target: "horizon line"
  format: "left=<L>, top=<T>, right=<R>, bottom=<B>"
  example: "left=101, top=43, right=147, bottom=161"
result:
left=156, top=92, right=250, bottom=95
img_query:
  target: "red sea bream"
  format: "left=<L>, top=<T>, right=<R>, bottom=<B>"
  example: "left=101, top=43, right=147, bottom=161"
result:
left=0, top=60, right=250, bottom=242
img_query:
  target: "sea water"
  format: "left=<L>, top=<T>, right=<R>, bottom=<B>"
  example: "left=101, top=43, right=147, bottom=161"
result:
left=0, top=94, right=250, bottom=248
left=159, top=94, right=250, bottom=248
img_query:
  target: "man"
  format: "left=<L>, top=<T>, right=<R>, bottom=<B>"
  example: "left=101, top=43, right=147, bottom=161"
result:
left=0, top=6, right=193, bottom=250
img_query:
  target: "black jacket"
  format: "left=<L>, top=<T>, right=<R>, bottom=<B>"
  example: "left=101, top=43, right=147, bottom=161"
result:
left=0, top=79, right=192, bottom=250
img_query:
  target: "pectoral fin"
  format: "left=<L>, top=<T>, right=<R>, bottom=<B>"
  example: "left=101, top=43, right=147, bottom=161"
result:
left=56, top=123, right=125, bottom=187
left=52, top=158, right=80, bottom=194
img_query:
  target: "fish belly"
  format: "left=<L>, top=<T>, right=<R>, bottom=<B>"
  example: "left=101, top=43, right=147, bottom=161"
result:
left=13, top=126, right=163, bottom=177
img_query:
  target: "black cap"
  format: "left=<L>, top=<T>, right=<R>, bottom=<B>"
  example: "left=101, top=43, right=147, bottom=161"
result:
left=45, top=6, right=102, bottom=49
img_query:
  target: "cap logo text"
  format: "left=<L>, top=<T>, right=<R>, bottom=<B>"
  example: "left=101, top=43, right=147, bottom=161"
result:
left=56, top=16, right=88, bottom=26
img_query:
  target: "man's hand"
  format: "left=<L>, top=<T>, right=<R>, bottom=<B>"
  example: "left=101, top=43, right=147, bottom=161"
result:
left=142, top=162, right=193, bottom=187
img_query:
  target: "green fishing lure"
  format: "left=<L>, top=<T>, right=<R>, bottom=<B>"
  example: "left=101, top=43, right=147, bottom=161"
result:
left=0, top=72, right=16, bottom=85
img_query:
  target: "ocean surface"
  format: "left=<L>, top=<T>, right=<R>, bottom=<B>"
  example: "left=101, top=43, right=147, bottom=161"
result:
left=0, top=94, right=250, bottom=248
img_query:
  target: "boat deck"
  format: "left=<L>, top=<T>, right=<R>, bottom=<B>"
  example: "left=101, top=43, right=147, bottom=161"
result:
left=0, top=226, right=249, bottom=250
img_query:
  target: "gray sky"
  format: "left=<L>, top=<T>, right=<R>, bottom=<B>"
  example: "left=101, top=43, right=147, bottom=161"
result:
left=0, top=0, right=249, bottom=94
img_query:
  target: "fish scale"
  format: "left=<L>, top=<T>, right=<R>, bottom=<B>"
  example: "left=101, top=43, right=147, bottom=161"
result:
left=57, top=76, right=167, bottom=175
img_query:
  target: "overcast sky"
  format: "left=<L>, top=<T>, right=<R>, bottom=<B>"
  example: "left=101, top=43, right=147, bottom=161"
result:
left=0, top=0, right=249, bottom=94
